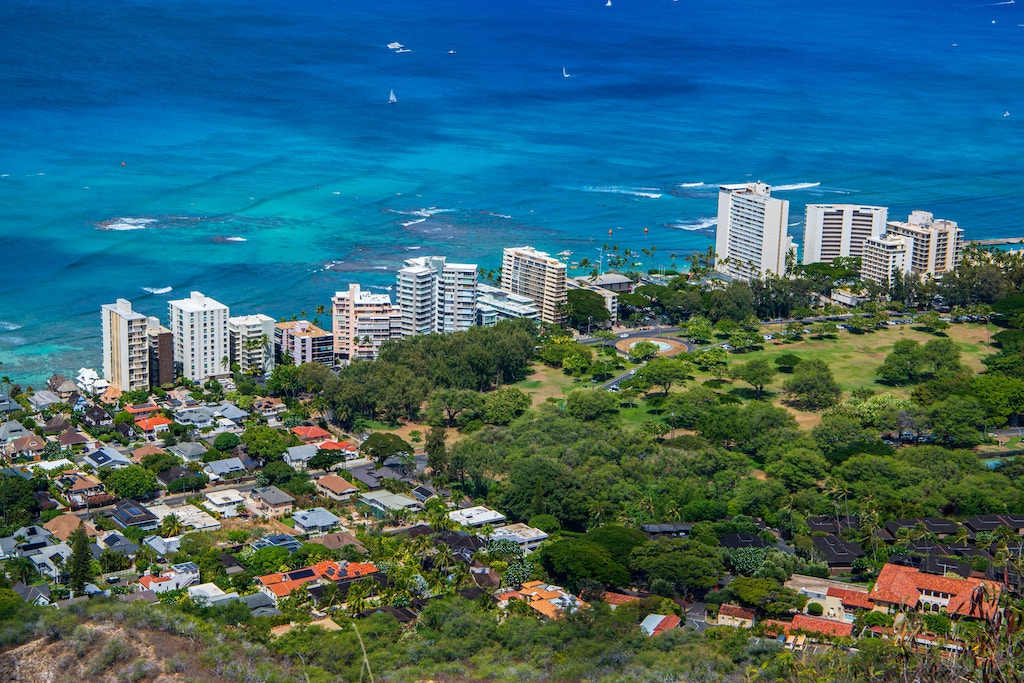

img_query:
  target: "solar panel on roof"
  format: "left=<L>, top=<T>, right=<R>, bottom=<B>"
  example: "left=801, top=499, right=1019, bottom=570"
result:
left=288, top=568, right=316, bottom=580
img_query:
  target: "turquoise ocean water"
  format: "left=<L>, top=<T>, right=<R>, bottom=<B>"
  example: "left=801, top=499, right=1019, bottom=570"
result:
left=1, top=0, right=1022, bottom=385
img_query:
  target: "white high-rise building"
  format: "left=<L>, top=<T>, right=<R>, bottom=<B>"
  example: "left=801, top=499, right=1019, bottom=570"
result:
left=501, top=246, right=567, bottom=325
left=714, top=182, right=793, bottom=280
left=803, top=205, right=888, bottom=265
left=101, top=299, right=151, bottom=392
left=168, top=291, right=231, bottom=382
left=395, top=256, right=478, bottom=336
left=861, top=234, right=912, bottom=287
left=332, top=284, right=403, bottom=363
left=228, top=314, right=276, bottom=376
left=884, top=211, right=963, bottom=277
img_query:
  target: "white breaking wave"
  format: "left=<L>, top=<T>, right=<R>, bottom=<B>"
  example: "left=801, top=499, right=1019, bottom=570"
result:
left=668, top=217, right=717, bottom=231
left=583, top=186, right=663, bottom=199
left=771, top=182, right=821, bottom=191
left=0, top=321, right=22, bottom=331
left=677, top=182, right=704, bottom=188
left=406, top=246, right=422, bottom=250
left=371, top=266, right=389, bottom=270
left=224, top=236, right=247, bottom=242
left=391, top=207, right=455, bottom=217
left=402, top=218, right=427, bottom=227
left=143, top=286, right=173, bottom=295
left=97, top=217, right=158, bottom=231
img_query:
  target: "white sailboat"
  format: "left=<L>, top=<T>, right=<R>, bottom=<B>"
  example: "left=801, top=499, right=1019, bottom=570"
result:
left=606, top=0, right=612, bottom=6
left=389, top=89, right=397, bottom=104
left=562, top=66, right=571, bottom=78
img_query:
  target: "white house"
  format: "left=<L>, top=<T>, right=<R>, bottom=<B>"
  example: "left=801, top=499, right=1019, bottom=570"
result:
left=138, top=562, right=201, bottom=594
left=449, top=506, right=507, bottom=529
left=490, top=522, right=549, bottom=553
left=283, top=444, right=319, bottom=470
left=203, top=489, right=245, bottom=518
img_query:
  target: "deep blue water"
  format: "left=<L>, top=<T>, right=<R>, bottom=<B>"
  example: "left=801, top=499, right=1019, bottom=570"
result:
left=1, top=0, right=1022, bottom=385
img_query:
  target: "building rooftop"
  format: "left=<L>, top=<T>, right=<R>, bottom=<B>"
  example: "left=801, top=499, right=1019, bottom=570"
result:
left=168, top=291, right=227, bottom=313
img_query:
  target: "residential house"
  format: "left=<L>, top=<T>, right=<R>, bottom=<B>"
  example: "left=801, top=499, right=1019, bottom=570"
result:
left=213, top=402, right=249, bottom=425
left=240, top=591, right=282, bottom=618
left=962, top=515, right=1009, bottom=536
left=110, top=500, right=160, bottom=531
left=204, top=489, right=245, bottom=518
left=718, top=604, right=756, bottom=628
left=31, top=542, right=73, bottom=581
left=639, top=613, right=681, bottom=637
left=812, top=534, right=865, bottom=576
left=57, top=429, right=89, bottom=451
left=358, top=490, right=421, bottom=519
left=250, top=486, right=295, bottom=517
left=41, top=416, right=72, bottom=435
left=823, top=586, right=874, bottom=623
left=764, top=614, right=855, bottom=640
left=640, top=523, right=692, bottom=539
left=144, top=535, right=181, bottom=558
left=43, top=514, right=97, bottom=543
left=317, top=440, right=358, bottom=458
left=869, top=562, right=1001, bottom=620
left=291, top=425, right=331, bottom=443
left=138, top=562, right=201, bottom=594
left=174, top=407, right=217, bottom=429
left=57, top=473, right=105, bottom=507
left=884, top=517, right=960, bottom=540
left=449, top=505, right=506, bottom=529
left=283, top=444, right=319, bottom=470
left=0, top=391, right=18, bottom=415
left=255, top=560, right=338, bottom=604
left=83, top=446, right=132, bottom=470
left=27, top=390, right=62, bottom=413
left=490, top=523, right=548, bottom=553
left=130, top=444, right=168, bottom=463
left=251, top=534, right=304, bottom=554
left=168, top=441, right=209, bottom=463
left=187, top=583, right=240, bottom=606
left=97, top=531, right=140, bottom=558
left=156, top=466, right=198, bottom=488
left=316, top=474, right=359, bottom=501
left=292, top=507, right=341, bottom=535
left=252, top=397, right=285, bottom=420
left=719, top=532, right=769, bottom=550
left=147, top=503, right=221, bottom=532
left=0, top=421, right=31, bottom=444
left=8, top=434, right=46, bottom=460
left=82, top=406, right=114, bottom=430
left=205, top=457, right=246, bottom=480
left=13, top=582, right=51, bottom=606
left=123, top=403, right=160, bottom=419
left=305, top=531, right=366, bottom=555
left=503, top=581, right=589, bottom=620
left=135, top=415, right=173, bottom=437
left=349, top=464, right=404, bottom=490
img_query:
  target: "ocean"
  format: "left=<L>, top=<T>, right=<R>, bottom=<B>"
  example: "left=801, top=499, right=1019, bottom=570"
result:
left=1, top=0, right=1022, bottom=386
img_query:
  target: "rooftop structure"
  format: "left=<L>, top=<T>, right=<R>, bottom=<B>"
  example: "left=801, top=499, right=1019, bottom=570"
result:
left=331, top=284, right=402, bottom=363
left=275, top=320, right=334, bottom=366
left=228, top=314, right=276, bottom=376
left=714, top=182, right=793, bottom=280
left=802, top=204, right=887, bottom=265
left=396, top=255, right=478, bottom=336
left=168, top=291, right=230, bottom=382
left=449, top=505, right=507, bottom=528
left=885, top=210, right=963, bottom=277
left=475, top=283, right=541, bottom=327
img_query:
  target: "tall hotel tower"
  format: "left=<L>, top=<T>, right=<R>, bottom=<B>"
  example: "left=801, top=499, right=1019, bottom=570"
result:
left=714, top=182, right=793, bottom=281
left=803, top=205, right=888, bottom=265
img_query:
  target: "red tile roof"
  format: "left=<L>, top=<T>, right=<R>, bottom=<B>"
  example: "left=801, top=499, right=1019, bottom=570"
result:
left=600, top=591, right=641, bottom=606
left=317, top=474, right=358, bottom=496
left=318, top=440, right=355, bottom=451
left=257, top=560, right=378, bottom=599
left=136, top=416, right=173, bottom=431
left=124, top=403, right=159, bottom=415
left=651, top=613, right=681, bottom=636
left=138, top=575, right=170, bottom=589
left=827, top=586, right=874, bottom=611
left=719, top=604, right=756, bottom=621
left=870, top=563, right=1000, bottom=620
left=291, top=425, right=332, bottom=441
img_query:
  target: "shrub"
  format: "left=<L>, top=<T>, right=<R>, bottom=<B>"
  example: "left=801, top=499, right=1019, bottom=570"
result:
left=807, top=602, right=823, bottom=617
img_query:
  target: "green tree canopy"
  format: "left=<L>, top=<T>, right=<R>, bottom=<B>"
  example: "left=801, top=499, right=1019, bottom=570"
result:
left=102, top=465, right=158, bottom=500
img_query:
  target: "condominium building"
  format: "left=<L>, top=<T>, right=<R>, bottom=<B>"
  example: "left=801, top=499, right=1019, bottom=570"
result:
left=101, top=299, right=151, bottom=392
left=395, top=256, right=478, bottom=336
left=275, top=320, right=334, bottom=366
left=168, top=291, right=230, bottom=382
left=146, top=317, right=174, bottom=388
left=331, top=284, right=402, bottom=363
left=500, top=246, right=567, bottom=325
left=475, top=284, right=541, bottom=327
left=860, top=234, right=912, bottom=287
left=228, top=314, right=276, bottom=376
left=714, top=182, right=793, bottom=280
left=884, top=211, right=963, bottom=277
left=803, top=205, right=887, bottom=265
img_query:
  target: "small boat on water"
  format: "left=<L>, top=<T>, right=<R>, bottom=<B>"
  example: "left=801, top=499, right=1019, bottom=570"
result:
left=389, top=89, right=397, bottom=104
left=387, top=42, right=403, bottom=49
left=562, top=66, right=572, bottom=78
left=448, top=49, right=457, bottom=54
left=606, top=0, right=612, bottom=6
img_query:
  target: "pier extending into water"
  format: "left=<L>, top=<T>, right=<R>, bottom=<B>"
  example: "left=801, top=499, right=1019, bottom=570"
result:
left=968, top=237, right=1024, bottom=246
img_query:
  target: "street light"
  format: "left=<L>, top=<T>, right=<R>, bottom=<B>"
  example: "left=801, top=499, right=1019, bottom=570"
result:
left=587, top=316, right=593, bottom=337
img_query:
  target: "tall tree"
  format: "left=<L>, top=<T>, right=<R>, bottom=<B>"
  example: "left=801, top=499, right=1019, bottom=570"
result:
left=731, top=358, right=777, bottom=400
left=68, top=523, right=93, bottom=593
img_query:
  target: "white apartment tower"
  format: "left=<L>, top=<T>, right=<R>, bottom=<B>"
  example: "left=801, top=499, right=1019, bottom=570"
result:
left=803, top=204, right=888, bottom=265
left=714, top=182, right=793, bottom=280
left=861, top=235, right=912, bottom=286
left=884, top=211, right=963, bottom=277
left=168, top=291, right=230, bottom=382
left=500, top=246, right=567, bottom=325
left=101, top=299, right=151, bottom=392
left=332, top=284, right=403, bottom=363
left=396, top=256, right=478, bottom=336
left=228, top=314, right=276, bottom=376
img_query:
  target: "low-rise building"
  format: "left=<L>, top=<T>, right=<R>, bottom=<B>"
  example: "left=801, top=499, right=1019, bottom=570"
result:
left=250, top=486, right=295, bottom=517
left=717, top=604, right=756, bottom=628
left=283, top=444, right=319, bottom=470
left=358, top=490, right=421, bottom=519
left=869, top=563, right=1001, bottom=620
left=205, top=457, right=247, bottom=480
left=83, top=447, right=132, bottom=471
left=110, top=501, right=160, bottom=531
left=293, top=507, right=342, bottom=535
left=168, top=442, right=209, bottom=463
left=146, top=503, right=222, bottom=532
left=316, top=474, right=359, bottom=501
left=503, top=581, right=588, bottom=620
left=639, top=613, right=681, bottom=637
left=138, top=562, right=201, bottom=594
left=449, top=506, right=506, bottom=529
left=204, top=489, right=245, bottom=517
left=489, top=523, right=548, bottom=553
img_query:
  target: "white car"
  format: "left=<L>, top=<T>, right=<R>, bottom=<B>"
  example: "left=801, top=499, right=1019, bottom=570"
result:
left=619, top=333, right=629, bottom=338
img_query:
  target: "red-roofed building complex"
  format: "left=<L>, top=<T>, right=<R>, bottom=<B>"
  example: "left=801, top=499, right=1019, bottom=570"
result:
left=256, top=560, right=378, bottom=604
left=869, top=563, right=1001, bottom=621
left=291, top=425, right=332, bottom=443
left=718, top=603, right=756, bottom=628
left=135, top=416, right=173, bottom=435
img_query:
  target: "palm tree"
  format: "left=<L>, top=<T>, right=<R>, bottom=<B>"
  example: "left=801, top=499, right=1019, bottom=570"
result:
left=160, top=514, right=183, bottom=538
left=344, top=580, right=372, bottom=614
left=434, top=544, right=456, bottom=574
left=5, top=556, right=34, bottom=584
